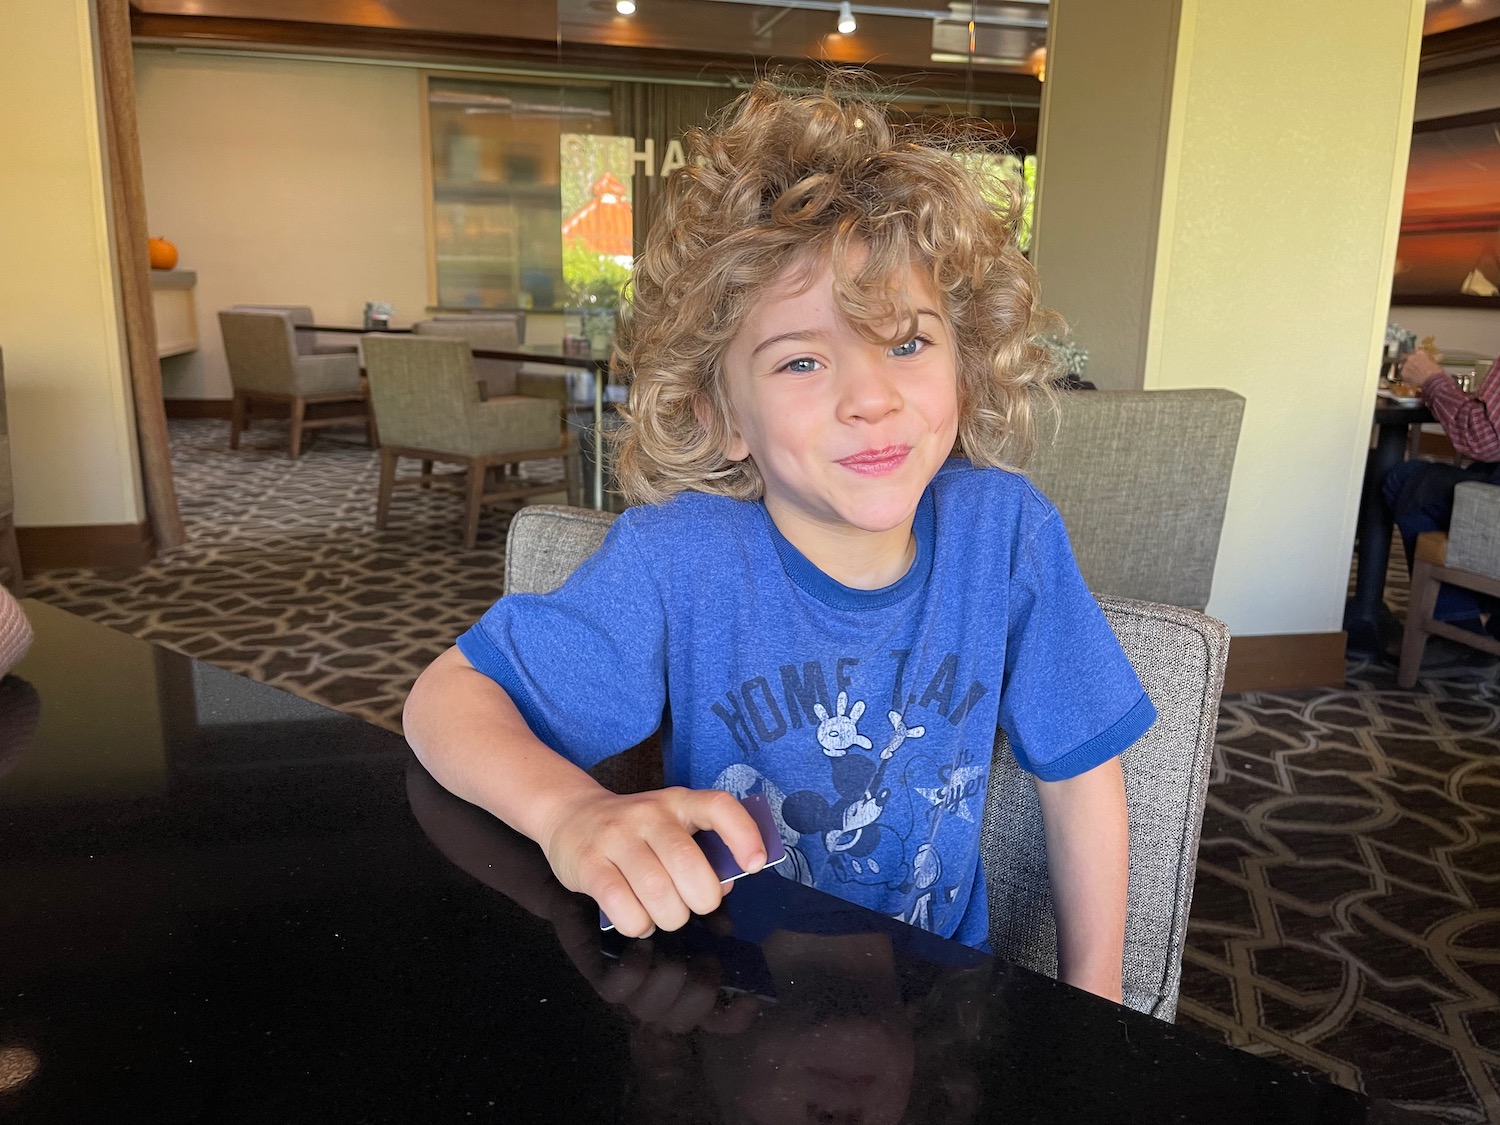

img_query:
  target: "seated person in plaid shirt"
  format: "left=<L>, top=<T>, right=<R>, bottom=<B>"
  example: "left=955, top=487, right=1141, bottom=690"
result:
left=1349, top=352, right=1500, bottom=654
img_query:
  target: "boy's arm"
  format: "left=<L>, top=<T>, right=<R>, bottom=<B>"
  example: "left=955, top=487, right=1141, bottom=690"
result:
left=404, top=645, right=768, bottom=938
left=1033, top=756, right=1129, bottom=1003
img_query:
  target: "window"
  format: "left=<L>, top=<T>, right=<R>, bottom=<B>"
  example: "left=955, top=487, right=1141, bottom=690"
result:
left=426, top=78, right=615, bottom=310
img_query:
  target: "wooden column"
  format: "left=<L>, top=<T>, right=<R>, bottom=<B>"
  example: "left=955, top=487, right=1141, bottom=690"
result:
left=96, top=0, right=185, bottom=551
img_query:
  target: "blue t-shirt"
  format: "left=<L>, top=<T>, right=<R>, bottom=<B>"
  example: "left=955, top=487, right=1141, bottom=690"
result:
left=458, top=460, right=1154, bottom=950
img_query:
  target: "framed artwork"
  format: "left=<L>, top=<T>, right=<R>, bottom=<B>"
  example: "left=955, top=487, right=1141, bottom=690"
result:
left=1391, top=107, right=1500, bottom=307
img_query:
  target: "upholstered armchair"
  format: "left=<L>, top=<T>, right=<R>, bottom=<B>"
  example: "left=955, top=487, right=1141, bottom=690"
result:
left=0, top=350, right=22, bottom=594
left=218, top=309, right=372, bottom=459
left=363, top=335, right=579, bottom=547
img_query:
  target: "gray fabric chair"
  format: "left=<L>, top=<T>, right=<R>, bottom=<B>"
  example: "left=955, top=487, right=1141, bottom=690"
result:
left=500, top=503, right=1230, bottom=1020
left=228, top=304, right=357, bottom=357
left=0, top=350, right=22, bottom=594
left=1027, top=388, right=1245, bottom=610
left=1397, top=481, right=1500, bottom=686
left=218, top=309, right=371, bottom=459
left=363, top=335, right=577, bottom=549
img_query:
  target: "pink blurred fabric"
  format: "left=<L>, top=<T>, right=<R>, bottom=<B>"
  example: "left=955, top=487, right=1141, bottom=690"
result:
left=0, top=586, right=32, bottom=679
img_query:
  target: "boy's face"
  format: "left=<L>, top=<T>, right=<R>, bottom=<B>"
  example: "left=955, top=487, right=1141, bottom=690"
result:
left=720, top=256, right=959, bottom=561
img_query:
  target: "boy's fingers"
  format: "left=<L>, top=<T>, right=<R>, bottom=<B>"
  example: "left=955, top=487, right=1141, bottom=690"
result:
left=612, top=838, right=693, bottom=934
left=649, top=828, right=725, bottom=918
left=676, top=789, right=768, bottom=874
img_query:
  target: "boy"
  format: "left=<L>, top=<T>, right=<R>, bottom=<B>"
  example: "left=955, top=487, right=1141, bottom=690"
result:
left=404, top=75, right=1155, bottom=1002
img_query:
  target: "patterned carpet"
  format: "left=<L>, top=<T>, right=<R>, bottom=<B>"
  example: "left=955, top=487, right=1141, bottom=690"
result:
left=22, top=419, right=1500, bottom=1123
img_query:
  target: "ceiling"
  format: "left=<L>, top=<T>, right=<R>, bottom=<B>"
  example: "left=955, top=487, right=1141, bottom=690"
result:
left=128, top=1, right=1500, bottom=111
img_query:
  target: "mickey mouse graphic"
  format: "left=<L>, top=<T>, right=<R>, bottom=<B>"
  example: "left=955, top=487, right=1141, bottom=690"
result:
left=780, top=692, right=925, bottom=887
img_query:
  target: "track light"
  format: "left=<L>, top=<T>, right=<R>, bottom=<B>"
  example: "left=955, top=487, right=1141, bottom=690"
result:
left=616, top=0, right=636, bottom=13
left=837, top=0, right=856, bottom=34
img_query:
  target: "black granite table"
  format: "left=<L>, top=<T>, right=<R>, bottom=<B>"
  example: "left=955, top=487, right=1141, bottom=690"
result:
left=0, top=601, right=1392, bottom=1123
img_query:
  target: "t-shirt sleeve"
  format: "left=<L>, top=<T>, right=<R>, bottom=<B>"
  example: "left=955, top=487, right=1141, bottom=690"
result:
left=996, top=505, right=1155, bottom=782
left=455, top=514, right=667, bottom=771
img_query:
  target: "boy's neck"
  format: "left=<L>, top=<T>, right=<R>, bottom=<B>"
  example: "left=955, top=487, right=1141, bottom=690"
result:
left=764, top=502, right=918, bottom=591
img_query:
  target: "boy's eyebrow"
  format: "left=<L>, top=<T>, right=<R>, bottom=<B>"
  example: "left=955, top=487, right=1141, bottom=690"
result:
left=748, top=308, right=942, bottom=360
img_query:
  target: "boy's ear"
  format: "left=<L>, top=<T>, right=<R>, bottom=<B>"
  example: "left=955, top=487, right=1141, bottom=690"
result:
left=694, top=393, right=750, bottom=462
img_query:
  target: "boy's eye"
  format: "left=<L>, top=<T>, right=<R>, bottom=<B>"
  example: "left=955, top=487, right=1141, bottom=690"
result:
left=780, top=357, right=822, bottom=374
left=890, top=336, right=930, bottom=358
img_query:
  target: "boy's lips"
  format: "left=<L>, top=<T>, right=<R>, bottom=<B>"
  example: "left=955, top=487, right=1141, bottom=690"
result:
left=836, top=445, right=911, bottom=476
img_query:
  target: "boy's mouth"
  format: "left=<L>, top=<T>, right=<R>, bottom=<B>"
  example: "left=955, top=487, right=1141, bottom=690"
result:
left=836, top=445, right=911, bottom=476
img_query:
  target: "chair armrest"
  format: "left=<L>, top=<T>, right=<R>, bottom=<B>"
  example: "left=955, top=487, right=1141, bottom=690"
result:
left=1448, top=481, right=1500, bottom=580
left=517, top=370, right=569, bottom=405
left=292, top=352, right=363, bottom=396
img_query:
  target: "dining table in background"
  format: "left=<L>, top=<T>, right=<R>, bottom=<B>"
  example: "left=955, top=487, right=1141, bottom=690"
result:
left=0, top=599, right=1410, bottom=1122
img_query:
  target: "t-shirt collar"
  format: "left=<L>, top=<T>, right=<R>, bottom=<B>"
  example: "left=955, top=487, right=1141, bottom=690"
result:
left=761, top=486, right=936, bottom=610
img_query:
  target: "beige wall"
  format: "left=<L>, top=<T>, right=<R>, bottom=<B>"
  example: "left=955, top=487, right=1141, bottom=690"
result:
left=1030, top=0, right=1183, bottom=391
left=0, top=0, right=144, bottom=529
left=134, top=49, right=431, bottom=399
left=1147, top=0, right=1423, bottom=635
left=1039, top=0, right=1423, bottom=638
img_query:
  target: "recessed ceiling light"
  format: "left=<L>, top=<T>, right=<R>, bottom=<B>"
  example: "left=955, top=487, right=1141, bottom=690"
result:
left=616, top=0, right=636, bottom=13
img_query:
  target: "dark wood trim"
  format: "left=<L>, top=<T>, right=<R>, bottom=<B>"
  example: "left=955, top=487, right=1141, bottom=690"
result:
left=1420, top=15, right=1500, bottom=71
left=1390, top=294, right=1500, bottom=309
left=164, top=398, right=233, bottom=419
left=101, top=0, right=186, bottom=550
left=1411, top=105, right=1500, bottom=135
left=127, top=13, right=1043, bottom=105
left=1222, top=632, right=1348, bottom=695
left=17, top=520, right=156, bottom=572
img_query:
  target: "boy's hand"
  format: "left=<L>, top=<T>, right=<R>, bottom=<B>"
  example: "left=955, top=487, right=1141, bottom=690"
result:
left=539, top=787, right=768, bottom=939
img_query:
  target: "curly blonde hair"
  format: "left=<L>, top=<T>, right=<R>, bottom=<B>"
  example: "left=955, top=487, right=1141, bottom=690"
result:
left=613, top=70, right=1059, bottom=506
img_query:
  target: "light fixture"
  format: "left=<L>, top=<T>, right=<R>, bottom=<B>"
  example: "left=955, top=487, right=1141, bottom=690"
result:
left=837, top=0, right=856, bottom=34
left=616, top=0, right=636, bottom=13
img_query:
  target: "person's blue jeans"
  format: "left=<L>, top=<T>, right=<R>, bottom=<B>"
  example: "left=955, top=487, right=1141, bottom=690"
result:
left=1383, top=458, right=1500, bottom=623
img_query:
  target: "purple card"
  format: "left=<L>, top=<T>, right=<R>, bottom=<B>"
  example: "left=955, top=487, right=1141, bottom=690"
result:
left=599, top=793, right=786, bottom=932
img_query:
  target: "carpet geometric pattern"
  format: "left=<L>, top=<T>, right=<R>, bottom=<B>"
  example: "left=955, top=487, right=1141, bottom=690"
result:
left=22, top=419, right=1500, bottom=1123
left=25, top=419, right=564, bottom=732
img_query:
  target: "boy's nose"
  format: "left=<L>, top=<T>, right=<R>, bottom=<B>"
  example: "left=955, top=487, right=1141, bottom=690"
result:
left=837, top=354, right=902, bottom=423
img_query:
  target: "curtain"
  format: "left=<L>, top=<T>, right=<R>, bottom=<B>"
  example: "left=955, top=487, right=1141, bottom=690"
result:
left=611, top=81, right=739, bottom=254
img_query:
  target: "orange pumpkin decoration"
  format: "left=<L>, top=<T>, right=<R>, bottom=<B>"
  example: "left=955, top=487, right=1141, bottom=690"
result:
left=148, top=237, right=178, bottom=270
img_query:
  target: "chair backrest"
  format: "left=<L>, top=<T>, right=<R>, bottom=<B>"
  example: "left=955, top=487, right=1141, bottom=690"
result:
left=1026, top=388, right=1245, bottom=611
left=414, top=318, right=522, bottom=396
left=502, top=505, right=1229, bottom=1020
left=1449, top=481, right=1500, bottom=581
left=430, top=311, right=526, bottom=345
left=363, top=335, right=483, bottom=453
left=229, top=304, right=318, bottom=355
left=217, top=310, right=299, bottom=394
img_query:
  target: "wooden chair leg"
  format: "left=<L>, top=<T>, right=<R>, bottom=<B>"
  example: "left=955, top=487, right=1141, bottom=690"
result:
left=421, top=460, right=434, bottom=489
left=1397, top=557, right=1443, bottom=688
left=376, top=448, right=398, bottom=530
left=366, top=408, right=379, bottom=450
left=229, top=392, right=247, bottom=449
left=289, top=397, right=307, bottom=459
left=463, top=459, right=486, bottom=550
